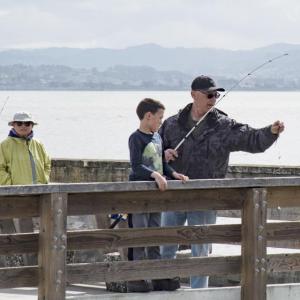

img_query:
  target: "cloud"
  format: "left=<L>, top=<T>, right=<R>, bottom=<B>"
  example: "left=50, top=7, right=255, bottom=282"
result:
left=0, top=0, right=299, bottom=50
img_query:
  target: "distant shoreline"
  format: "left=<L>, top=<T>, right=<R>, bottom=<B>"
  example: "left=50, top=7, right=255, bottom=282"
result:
left=0, top=89, right=300, bottom=92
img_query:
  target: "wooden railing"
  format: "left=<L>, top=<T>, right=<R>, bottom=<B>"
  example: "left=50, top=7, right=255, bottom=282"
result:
left=0, top=177, right=300, bottom=300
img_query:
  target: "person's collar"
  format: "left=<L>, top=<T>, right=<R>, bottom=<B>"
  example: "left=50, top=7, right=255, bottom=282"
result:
left=177, top=104, right=226, bottom=128
left=8, top=128, right=34, bottom=140
left=177, top=103, right=193, bottom=128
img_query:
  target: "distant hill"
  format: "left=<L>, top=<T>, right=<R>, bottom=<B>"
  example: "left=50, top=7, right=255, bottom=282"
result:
left=0, top=64, right=193, bottom=90
left=0, top=43, right=299, bottom=90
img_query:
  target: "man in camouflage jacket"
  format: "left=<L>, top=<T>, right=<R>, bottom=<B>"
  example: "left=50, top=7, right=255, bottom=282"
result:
left=159, top=75, right=285, bottom=288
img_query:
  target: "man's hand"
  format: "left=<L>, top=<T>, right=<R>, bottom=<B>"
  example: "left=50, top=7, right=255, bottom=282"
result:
left=165, top=148, right=178, bottom=162
left=271, top=120, right=285, bottom=135
left=172, top=172, right=189, bottom=182
left=151, top=171, right=168, bottom=191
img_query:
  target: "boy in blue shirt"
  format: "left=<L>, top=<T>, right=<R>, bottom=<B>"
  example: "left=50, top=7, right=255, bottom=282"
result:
left=127, top=98, right=188, bottom=292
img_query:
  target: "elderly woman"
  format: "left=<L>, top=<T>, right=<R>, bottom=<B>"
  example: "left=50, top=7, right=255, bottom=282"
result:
left=0, top=112, right=51, bottom=265
left=0, top=112, right=51, bottom=185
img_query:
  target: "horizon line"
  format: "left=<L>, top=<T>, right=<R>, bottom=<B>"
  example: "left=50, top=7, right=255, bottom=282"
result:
left=0, top=42, right=298, bottom=52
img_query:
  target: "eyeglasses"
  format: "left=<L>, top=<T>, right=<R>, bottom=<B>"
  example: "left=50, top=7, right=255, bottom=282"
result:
left=207, top=92, right=220, bottom=99
left=203, top=91, right=220, bottom=99
left=195, top=90, right=221, bottom=99
left=15, top=121, right=33, bottom=127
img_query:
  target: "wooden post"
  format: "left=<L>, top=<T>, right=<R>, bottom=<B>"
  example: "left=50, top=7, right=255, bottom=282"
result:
left=38, top=193, right=67, bottom=300
left=241, top=188, right=267, bottom=300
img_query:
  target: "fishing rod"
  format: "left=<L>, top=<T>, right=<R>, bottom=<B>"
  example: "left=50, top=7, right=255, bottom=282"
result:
left=109, top=213, right=128, bottom=229
left=0, top=96, right=10, bottom=117
left=174, top=53, right=289, bottom=151
left=110, top=54, right=289, bottom=230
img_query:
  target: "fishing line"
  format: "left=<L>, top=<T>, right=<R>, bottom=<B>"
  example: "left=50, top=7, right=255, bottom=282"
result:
left=0, top=96, right=10, bottom=117
left=174, top=53, right=289, bottom=151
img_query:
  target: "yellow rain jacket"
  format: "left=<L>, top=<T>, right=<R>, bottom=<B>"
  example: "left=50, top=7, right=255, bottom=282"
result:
left=0, top=135, right=51, bottom=185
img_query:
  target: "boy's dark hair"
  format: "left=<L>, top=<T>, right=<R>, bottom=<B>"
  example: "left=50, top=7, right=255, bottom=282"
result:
left=136, top=98, right=165, bottom=120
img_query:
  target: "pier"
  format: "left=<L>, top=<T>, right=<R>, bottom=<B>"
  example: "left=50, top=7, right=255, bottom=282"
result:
left=0, top=160, right=300, bottom=299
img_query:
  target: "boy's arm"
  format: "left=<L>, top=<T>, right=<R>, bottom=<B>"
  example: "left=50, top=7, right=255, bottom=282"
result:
left=151, top=171, right=167, bottom=191
left=163, top=161, right=175, bottom=178
left=129, top=134, right=154, bottom=180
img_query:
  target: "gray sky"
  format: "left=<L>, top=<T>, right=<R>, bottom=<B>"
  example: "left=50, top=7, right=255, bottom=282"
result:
left=0, top=0, right=299, bottom=50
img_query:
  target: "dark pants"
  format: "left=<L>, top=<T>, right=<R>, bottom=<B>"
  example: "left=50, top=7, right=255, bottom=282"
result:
left=128, top=212, right=161, bottom=261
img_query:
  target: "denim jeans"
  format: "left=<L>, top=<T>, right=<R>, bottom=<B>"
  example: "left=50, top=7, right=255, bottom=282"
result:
left=128, top=212, right=161, bottom=261
left=160, top=210, right=216, bottom=288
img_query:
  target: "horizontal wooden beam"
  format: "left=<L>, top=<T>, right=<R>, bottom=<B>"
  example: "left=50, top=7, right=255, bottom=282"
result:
left=67, top=256, right=241, bottom=283
left=67, top=224, right=241, bottom=250
left=1, top=253, right=299, bottom=289
left=67, top=253, right=300, bottom=284
left=1, top=222, right=300, bottom=255
left=0, top=184, right=299, bottom=219
left=0, top=232, right=38, bottom=255
left=1, top=177, right=300, bottom=196
left=266, top=221, right=300, bottom=241
left=267, top=187, right=300, bottom=208
left=0, top=256, right=239, bottom=288
left=67, top=188, right=246, bottom=215
left=0, top=266, right=38, bottom=288
left=0, top=195, right=39, bottom=219
left=268, top=253, right=300, bottom=273
left=0, top=224, right=241, bottom=255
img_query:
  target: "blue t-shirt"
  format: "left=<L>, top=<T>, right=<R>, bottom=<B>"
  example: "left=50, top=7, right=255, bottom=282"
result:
left=128, top=129, right=175, bottom=181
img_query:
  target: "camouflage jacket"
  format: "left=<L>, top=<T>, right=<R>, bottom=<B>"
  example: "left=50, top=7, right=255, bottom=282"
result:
left=159, top=103, right=278, bottom=179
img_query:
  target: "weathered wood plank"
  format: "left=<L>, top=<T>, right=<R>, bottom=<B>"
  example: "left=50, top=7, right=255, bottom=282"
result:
left=1, top=188, right=245, bottom=218
left=67, top=256, right=241, bottom=283
left=0, top=266, right=38, bottom=288
left=66, top=224, right=241, bottom=250
left=1, top=253, right=299, bottom=289
left=67, top=253, right=300, bottom=284
left=267, top=186, right=300, bottom=208
left=267, top=253, right=300, bottom=273
left=4, top=224, right=232, bottom=255
left=1, top=177, right=300, bottom=196
left=38, top=193, right=67, bottom=300
left=0, top=225, right=240, bottom=255
left=0, top=196, right=39, bottom=219
left=241, top=188, right=267, bottom=300
left=2, top=221, right=300, bottom=255
left=267, top=240, right=300, bottom=249
left=1, top=257, right=238, bottom=288
left=68, top=188, right=246, bottom=215
left=0, top=233, right=38, bottom=255
left=266, top=221, right=300, bottom=241
left=1, top=183, right=299, bottom=218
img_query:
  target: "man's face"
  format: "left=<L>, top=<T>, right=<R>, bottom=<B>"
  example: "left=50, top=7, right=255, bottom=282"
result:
left=12, top=121, right=33, bottom=137
left=191, top=90, right=219, bottom=113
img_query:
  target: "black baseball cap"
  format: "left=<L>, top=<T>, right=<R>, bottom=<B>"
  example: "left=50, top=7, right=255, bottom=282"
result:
left=191, top=75, right=225, bottom=92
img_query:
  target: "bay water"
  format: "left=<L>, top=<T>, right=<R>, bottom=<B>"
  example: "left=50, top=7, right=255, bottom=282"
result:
left=0, top=90, right=299, bottom=166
